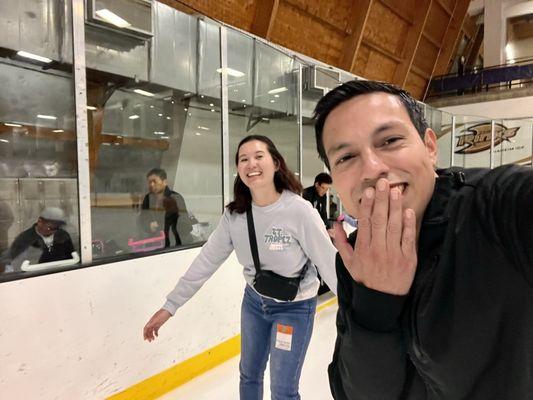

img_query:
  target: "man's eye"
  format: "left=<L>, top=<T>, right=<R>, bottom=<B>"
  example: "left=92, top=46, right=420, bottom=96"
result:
left=382, top=137, right=401, bottom=146
left=335, top=154, right=355, bottom=165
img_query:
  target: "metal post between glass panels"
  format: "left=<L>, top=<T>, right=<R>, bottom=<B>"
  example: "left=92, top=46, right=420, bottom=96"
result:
left=450, top=115, right=456, bottom=167
left=490, top=120, right=496, bottom=169
left=297, top=62, right=303, bottom=182
left=72, top=0, right=92, bottom=264
left=220, top=26, right=230, bottom=209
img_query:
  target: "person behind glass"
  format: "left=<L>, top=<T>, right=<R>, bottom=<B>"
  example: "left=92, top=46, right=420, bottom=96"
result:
left=302, top=172, right=332, bottom=225
left=143, top=135, right=337, bottom=400
left=7, top=207, right=74, bottom=270
left=138, top=168, right=191, bottom=247
left=313, top=80, right=533, bottom=399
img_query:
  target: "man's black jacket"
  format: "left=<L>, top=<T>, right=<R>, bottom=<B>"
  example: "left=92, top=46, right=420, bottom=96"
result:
left=139, top=186, right=192, bottom=247
left=9, top=224, right=75, bottom=264
left=329, top=165, right=533, bottom=400
left=303, top=185, right=328, bottom=224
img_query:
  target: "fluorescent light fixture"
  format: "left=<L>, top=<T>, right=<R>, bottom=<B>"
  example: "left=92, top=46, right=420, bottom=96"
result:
left=195, top=132, right=202, bottom=136
left=274, top=94, right=280, bottom=98
left=134, top=89, right=155, bottom=97
left=198, top=126, right=210, bottom=131
left=161, top=136, right=169, bottom=139
left=209, top=103, right=214, bottom=107
left=37, top=114, right=57, bottom=120
left=509, top=59, right=516, bottom=64
left=216, top=68, right=245, bottom=78
left=269, top=100, right=275, bottom=103
left=87, top=106, right=97, bottom=111
left=211, top=109, right=215, bottom=112
left=150, top=105, right=154, bottom=109
left=241, top=99, right=246, bottom=103
left=53, top=129, right=64, bottom=133
left=129, top=115, right=140, bottom=120
left=153, top=131, right=165, bottom=135
left=166, top=117, right=171, bottom=120
left=0, top=139, right=9, bottom=143
left=95, top=9, right=131, bottom=28
left=158, top=113, right=163, bottom=117
left=17, top=51, right=52, bottom=63
left=268, top=87, right=288, bottom=95
left=4, top=123, right=22, bottom=127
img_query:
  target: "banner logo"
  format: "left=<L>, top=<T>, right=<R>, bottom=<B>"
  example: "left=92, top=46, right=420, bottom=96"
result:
left=455, top=123, right=519, bottom=154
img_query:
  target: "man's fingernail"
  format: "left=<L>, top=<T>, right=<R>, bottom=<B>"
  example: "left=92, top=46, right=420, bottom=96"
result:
left=365, top=188, right=374, bottom=198
left=391, top=189, right=399, bottom=200
left=377, top=179, right=386, bottom=191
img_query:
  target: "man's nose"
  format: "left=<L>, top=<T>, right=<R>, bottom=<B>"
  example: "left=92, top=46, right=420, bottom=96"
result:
left=360, top=151, right=389, bottom=182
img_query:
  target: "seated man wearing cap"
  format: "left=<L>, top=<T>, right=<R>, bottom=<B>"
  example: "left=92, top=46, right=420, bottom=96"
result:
left=7, top=207, right=75, bottom=270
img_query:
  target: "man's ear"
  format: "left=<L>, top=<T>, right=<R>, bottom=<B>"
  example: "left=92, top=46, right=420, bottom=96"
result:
left=423, top=128, right=438, bottom=166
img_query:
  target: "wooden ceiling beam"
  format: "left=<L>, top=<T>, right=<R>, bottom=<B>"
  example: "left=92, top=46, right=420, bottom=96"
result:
left=432, top=0, right=471, bottom=77
left=379, top=0, right=412, bottom=24
left=466, top=23, right=484, bottom=66
left=250, top=0, right=279, bottom=40
left=434, top=0, right=453, bottom=16
left=339, top=0, right=374, bottom=73
left=363, top=39, right=403, bottom=62
left=393, top=0, right=432, bottom=87
left=422, top=31, right=441, bottom=48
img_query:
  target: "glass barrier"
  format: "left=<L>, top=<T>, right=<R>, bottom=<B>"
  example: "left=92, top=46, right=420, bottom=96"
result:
left=227, top=33, right=300, bottom=182
left=492, top=119, right=533, bottom=167
left=86, top=5, right=222, bottom=260
left=451, top=115, right=491, bottom=168
left=0, top=0, right=79, bottom=276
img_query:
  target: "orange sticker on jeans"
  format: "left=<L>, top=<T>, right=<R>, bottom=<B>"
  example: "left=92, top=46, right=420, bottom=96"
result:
left=275, top=323, right=293, bottom=351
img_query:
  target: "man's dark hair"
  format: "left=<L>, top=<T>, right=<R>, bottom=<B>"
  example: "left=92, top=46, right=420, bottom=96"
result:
left=313, top=80, right=428, bottom=169
left=146, top=168, right=167, bottom=180
left=226, top=135, right=303, bottom=214
left=314, top=172, right=332, bottom=185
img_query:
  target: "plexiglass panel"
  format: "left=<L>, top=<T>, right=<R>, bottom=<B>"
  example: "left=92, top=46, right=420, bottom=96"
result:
left=87, top=9, right=222, bottom=260
left=227, top=36, right=300, bottom=184
left=452, top=115, right=491, bottom=168
left=0, top=0, right=79, bottom=276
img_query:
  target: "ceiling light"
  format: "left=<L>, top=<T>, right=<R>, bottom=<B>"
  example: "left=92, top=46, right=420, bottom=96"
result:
left=216, top=67, right=245, bottom=78
left=195, top=132, right=202, bottom=136
left=0, top=139, right=9, bottom=143
left=87, top=106, right=97, bottom=111
left=198, top=126, right=210, bottom=131
left=4, top=123, right=22, bottom=127
left=166, top=117, right=171, bottom=120
left=209, top=103, right=214, bottom=107
left=17, top=51, right=52, bottom=63
left=37, top=114, right=57, bottom=120
left=153, top=131, right=165, bottom=135
left=134, top=89, right=155, bottom=97
left=268, top=87, right=288, bottom=95
left=53, top=129, right=64, bottom=133
left=95, top=9, right=131, bottom=28
left=129, top=115, right=140, bottom=120
left=158, top=113, right=163, bottom=117
left=211, top=109, right=215, bottom=112
left=274, top=94, right=280, bottom=98
left=161, top=136, right=169, bottom=139
left=150, top=105, right=154, bottom=109
left=269, top=100, right=275, bottom=103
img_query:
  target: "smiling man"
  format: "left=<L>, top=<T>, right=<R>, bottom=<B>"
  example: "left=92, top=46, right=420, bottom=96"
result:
left=313, top=80, right=533, bottom=400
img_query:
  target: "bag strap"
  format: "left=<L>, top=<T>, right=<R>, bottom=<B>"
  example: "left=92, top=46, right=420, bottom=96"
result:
left=246, top=207, right=261, bottom=275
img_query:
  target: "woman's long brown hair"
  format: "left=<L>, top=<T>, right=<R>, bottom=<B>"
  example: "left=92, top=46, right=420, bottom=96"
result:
left=226, top=135, right=303, bottom=214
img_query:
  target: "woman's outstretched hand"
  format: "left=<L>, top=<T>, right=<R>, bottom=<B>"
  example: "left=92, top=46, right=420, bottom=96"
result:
left=143, top=309, right=172, bottom=342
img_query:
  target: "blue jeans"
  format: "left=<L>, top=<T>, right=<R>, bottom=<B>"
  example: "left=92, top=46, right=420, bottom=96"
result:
left=239, top=285, right=317, bottom=400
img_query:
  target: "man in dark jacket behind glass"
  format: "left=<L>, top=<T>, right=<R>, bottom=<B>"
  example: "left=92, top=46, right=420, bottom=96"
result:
left=313, top=80, right=533, bottom=400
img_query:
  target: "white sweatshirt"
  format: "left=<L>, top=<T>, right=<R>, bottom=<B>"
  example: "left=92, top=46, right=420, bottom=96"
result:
left=163, top=190, right=337, bottom=315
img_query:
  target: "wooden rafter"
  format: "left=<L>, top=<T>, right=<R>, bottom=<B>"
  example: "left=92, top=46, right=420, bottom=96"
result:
left=393, top=0, right=432, bottom=87
left=466, top=23, right=483, bottom=66
left=339, top=0, right=374, bottom=72
left=250, top=0, right=279, bottom=40
left=379, top=0, right=412, bottom=24
left=425, top=0, right=470, bottom=97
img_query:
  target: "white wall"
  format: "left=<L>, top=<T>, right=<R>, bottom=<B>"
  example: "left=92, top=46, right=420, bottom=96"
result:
left=0, top=248, right=245, bottom=399
left=439, top=95, right=533, bottom=119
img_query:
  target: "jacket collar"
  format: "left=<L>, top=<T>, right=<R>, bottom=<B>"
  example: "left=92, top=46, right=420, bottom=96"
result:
left=422, top=168, right=465, bottom=224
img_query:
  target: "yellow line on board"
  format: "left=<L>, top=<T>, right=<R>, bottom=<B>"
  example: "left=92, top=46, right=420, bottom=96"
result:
left=107, top=296, right=337, bottom=400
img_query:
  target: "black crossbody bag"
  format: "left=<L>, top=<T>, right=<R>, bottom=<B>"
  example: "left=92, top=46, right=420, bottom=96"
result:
left=246, top=207, right=307, bottom=301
